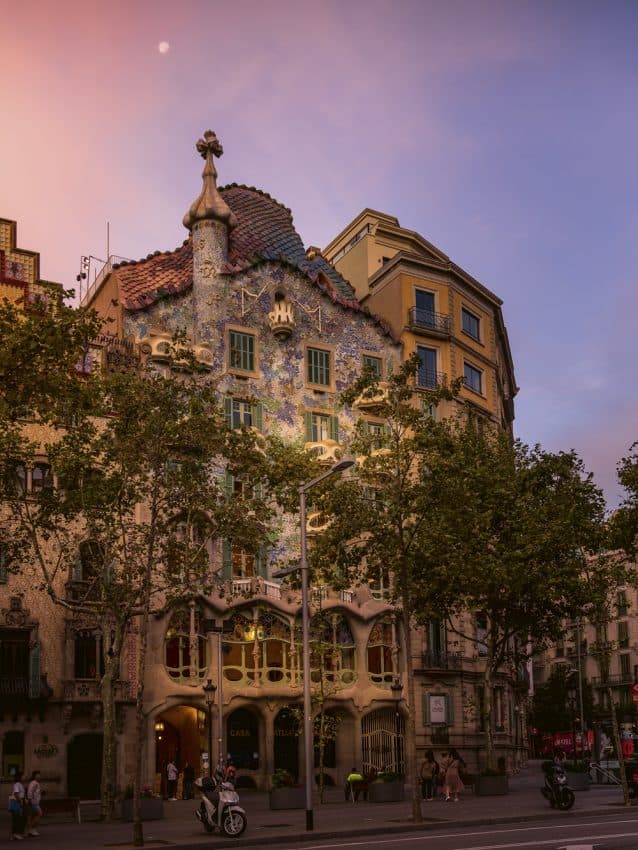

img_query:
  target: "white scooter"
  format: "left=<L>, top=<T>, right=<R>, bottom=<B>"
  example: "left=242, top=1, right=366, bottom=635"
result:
left=194, top=776, right=247, bottom=837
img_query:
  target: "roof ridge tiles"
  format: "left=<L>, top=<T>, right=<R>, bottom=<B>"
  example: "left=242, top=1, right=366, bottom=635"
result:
left=219, top=183, right=293, bottom=220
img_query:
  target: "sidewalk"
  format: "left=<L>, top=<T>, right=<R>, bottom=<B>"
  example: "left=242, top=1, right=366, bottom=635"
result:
left=3, top=763, right=634, bottom=849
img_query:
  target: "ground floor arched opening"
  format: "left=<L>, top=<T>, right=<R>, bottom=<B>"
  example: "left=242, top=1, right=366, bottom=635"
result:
left=67, top=733, right=103, bottom=799
left=274, top=706, right=299, bottom=780
left=361, top=708, right=405, bottom=775
left=154, top=704, right=202, bottom=796
left=227, top=707, right=259, bottom=770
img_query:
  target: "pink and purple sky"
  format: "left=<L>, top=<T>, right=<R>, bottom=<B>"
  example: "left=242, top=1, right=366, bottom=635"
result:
left=2, top=0, right=636, bottom=507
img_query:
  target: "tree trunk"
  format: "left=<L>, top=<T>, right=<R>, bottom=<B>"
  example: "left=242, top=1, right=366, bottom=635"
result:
left=132, top=605, right=150, bottom=847
left=607, top=686, right=630, bottom=806
left=400, top=602, right=422, bottom=823
left=100, top=622, right=122, bottom=821
left=482, top=658, right=495, bottom=772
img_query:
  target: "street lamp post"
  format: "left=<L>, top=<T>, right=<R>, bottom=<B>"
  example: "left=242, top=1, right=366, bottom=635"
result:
left=273, top=457, right=354, bottom=832
left=391, top=677, right=403, bottom=776
left=203, top=678, right=217, bottom=778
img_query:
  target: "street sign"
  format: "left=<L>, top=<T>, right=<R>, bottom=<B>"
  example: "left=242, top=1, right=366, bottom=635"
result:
left=632, top=682, right=638, bottom=704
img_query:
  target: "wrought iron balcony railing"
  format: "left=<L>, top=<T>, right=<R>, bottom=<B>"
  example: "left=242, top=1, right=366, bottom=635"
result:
left=590, top=673, right=634, bottom=687
left=416, top=370, right=447, bottom=390
left=408, top=307, right=452, bottom=335
left=421, top=651, right=463, bottom=670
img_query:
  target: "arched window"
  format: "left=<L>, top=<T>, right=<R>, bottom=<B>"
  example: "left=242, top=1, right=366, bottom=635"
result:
left=223, top=610, right=294, bottom=686
left=309, top=611, right=356, bottom=688
left=73, top=540, right=104, bottom=582
left=164, top=607, right=207, bottom=682
left=366, top=618, right=396, bottom=685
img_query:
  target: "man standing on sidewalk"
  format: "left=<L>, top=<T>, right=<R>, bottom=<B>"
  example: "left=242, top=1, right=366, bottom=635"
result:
left=26, top=770, right=43, bottom=836
left=166, top=759, right=179, bottom=801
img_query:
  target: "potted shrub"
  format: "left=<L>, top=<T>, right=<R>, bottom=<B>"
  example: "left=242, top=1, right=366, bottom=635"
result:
left=474, top=767, right=509, bottom=796
left=368, top=770, right=404, bottom=803
left=269, top=769, right=305, bottom=810
left=120, top=784, right=164, bottom=820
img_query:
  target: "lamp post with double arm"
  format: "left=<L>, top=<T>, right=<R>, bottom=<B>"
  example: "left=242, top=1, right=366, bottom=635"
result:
left=273, top=456, right=354, bottom=832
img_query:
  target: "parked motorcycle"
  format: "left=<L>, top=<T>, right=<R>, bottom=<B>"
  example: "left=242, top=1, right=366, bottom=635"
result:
left=540, top=761, right=575, bottom=810
left=195, top=776, right=247, bottom=837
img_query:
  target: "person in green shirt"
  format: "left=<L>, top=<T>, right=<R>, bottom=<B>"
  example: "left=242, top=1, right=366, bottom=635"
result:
left=345, top=768, right=365, bottom=801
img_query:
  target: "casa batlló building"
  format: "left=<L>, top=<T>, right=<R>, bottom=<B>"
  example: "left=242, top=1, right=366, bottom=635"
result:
left=1, top=131, right=523, bottom=798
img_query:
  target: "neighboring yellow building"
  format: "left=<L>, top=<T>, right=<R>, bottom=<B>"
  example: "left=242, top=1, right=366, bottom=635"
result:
left=0, top=217, right=61, bottom=309
left=322, top=209, right=516, bottom=431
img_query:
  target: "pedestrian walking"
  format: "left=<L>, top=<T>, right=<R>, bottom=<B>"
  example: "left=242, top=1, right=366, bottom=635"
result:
left=9, top=771, right=26, bottom=841
left=438, top=751, right=450, bottom=799
left=26, top=770, right=42, bottom=836
left=166, top=759, right=178, bottom=800
left=445, top=748, right=465, bottom=802
left=420, top=750, right=439, bottom=800
left=182, top=761, right=195, bottom=799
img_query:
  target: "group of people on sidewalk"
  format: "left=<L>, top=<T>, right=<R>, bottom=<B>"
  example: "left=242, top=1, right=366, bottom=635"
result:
left=9, top=770, right=43, bottom=841
left=420, top=749, right=465, bottom=803
left=165, top=757, right=237, bottom=801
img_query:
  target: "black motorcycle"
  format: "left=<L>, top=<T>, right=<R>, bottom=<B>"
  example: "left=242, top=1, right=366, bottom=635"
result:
left=540, top=761, right=575, bottom=810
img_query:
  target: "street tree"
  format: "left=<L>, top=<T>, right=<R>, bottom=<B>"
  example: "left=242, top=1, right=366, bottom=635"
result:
left=413, top=422, right=606, bottom=772
left=310, top=355, right=460, bottom=823
left=611, top=442, right=638, bottom=555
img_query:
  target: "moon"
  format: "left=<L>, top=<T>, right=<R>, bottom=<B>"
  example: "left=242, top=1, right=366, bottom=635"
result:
left=158, top=41, right=170, bottom=54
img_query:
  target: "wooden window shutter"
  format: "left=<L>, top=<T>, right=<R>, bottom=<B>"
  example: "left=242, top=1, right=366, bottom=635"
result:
left=329, top=415, right=339, bottom=442
left=221, top=540, right=233, bottom=580
left=29, top=640, right=41, bottom=699
left=224, top=396, right=233, bottom=429
left=252, top=401, right=263, bottom=432
left=72, top=556, right=83, bottom=582
left=305, top=411, right=314, bottom=442
left=422, top=692, right=430, bottom=726
left=224, top=471, right=235, bottom=497
left=255, top=545, right=268, bottom=578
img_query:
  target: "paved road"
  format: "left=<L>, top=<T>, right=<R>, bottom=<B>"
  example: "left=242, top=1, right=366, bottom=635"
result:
left=229, top=812, right=638, bottom=850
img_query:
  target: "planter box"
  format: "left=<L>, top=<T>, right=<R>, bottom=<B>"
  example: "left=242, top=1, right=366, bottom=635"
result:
left=566, top=771, right=590, bottom=791
left=368, top=781, right=404, bottom=802
left=269, top=787, right=306, bottom=810
left=121, top=797, right=164, bottom=821
left=475, top=774, right=509, bottom=796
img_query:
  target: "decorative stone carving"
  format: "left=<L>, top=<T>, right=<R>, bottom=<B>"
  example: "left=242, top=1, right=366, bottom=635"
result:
left=353, top=381, right=390, bottom=413
left=306, top=512, right=331, bottom=536
left=89, top=702, right=102, bottom=729
left=267, top=294, right=296, bottom=340
left=62, top=703, right=73, bottom=733
left=138, top=330, right=172, bottom=362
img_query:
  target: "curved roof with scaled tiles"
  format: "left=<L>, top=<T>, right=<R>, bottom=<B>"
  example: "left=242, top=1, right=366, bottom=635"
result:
left=112, top=185, right=397, bottom=340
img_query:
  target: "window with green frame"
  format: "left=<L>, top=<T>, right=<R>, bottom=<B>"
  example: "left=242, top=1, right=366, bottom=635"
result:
left=362, top=354, right=382, bottom=379
left=224, top=397, right=263, bottom=430
left=221, top=539, right=267, bottom=579
left=223, top=610, right=295, bottom=686
left=229, top=330, right=255, bottom=372
left=307, top=347, right=331, bottom=386
left=305, top=411, right=339, bottom=442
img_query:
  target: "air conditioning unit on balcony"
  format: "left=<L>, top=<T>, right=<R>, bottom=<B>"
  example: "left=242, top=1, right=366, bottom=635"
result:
left=304, top=439, right=343, bottom=464
left=353, top=382, right=389, bottom=413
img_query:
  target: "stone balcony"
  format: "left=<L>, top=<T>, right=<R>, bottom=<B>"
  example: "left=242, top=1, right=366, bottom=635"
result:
left=304, top=439, right=343, bottom=465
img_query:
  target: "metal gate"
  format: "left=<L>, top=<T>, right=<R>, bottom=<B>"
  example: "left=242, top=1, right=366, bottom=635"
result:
left=361, top=708, right=405, bottom=775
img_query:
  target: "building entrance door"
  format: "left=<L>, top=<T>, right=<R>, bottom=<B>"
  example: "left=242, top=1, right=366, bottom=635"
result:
left=274, top=707, right=299, bottom=780
left=67, top=733, right=103, bottom=799
left=227, top=708, right=259, bottom=769
left=361, top=708, right=405, bottom=775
